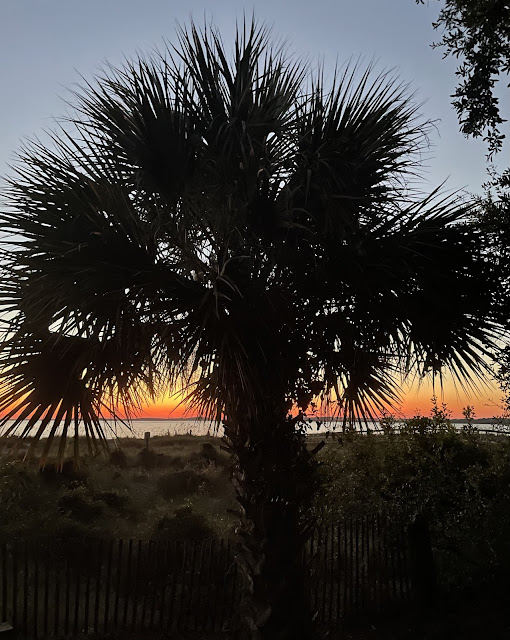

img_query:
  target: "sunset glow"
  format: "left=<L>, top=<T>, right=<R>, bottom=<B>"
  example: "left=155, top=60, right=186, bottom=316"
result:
left=136, top=373, right=503, bottom=420
left=397, top=374, right=502, bottom=420
left=0, top=371, right=501, bottom=422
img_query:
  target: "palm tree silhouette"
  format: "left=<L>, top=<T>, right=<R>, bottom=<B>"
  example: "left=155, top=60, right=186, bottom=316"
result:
left=0, top=19, right=504, bottom=638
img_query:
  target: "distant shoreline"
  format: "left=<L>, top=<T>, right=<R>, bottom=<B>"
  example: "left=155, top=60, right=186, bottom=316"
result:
left=124, top=416, right=504, bottom=423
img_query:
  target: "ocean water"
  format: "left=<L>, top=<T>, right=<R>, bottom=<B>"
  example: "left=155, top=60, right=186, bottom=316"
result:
left=0, top=418, right=506, bottom=440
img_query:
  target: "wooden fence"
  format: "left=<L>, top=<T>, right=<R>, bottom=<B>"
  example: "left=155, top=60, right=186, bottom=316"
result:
left=0, top=515, right=418, bottom=638
left=307, top=514, right=414, bottom=625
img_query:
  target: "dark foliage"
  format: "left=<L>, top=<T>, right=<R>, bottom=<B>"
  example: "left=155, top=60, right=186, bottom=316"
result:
left=57, top=488, right=104, bottom=522
left=317, top=412, right=510, bottom=591
left=109, top=448, right=128, bottom=468
left=418, top=0, right=510, bottom=158
left=39, top=458, right=87, bottom=486
left=92, top=489, right=131, bottom=512
left=153, top=505, right=216, bottom=540
left=157, top=469, right=207, bottom=499
left=135, top=448, right=172, bottom=469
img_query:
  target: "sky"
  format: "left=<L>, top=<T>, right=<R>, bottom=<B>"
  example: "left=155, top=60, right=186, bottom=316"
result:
left=0, top=0, right=506, bottom=418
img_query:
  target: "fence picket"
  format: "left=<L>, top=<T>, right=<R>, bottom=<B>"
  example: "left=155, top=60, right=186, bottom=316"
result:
left=184, top=538, right=195, bottom=630
left=158, top=540, right=171, bottom=630
left=149, top=541, right=159, bottom=630
left=371, top=513, right=378, bottom=611
left=140, top=540, right=149, bottom=630
left=73, top=559, right=80, bottom=637
left=379, top=514, right=388, bottom=606
left=93, top=539, right=102, bottom=635
left=122, top=539, right=133, bottom=628
left=130, top=539, right=142, bottom=631
left=53, top=555, right=60, bottom=638
left=43, top=557, right=49, bottom=637
left=1, top=541, right=7, bottom=623
left=209, top=539, right=220, bottom=633
left=83, top=547, right=91, bottom=634
left=359, top=518, right=364, bottom=611
left=203, top=538, right=214, bottom=633
left=321, top=527, right=328, bottom=622
left=64, top=558, right=71, bottom=636
left=33, top=548, right=39, bottom=640
left=396, top=519, right=405, bottom=600
left=336, top=524, right=341, bottom=622
left=103, top=539, right=113, bottom=632
left=113, top=539, right=122, bottom=629
left=22, top=542, right=28, bottom=637
left=218, top=539, right=231, bottom=631
left=342, top=519, right=347, bottom=616
left=166, top=539, right=180, bottom=631
left=11, top=546, right=17, bottom=630
left=191, top=540, right=204, bottom=632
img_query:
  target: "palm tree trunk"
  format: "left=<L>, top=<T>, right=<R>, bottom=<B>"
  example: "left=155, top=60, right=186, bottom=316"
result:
left=224, top=408, right=320, bottom=639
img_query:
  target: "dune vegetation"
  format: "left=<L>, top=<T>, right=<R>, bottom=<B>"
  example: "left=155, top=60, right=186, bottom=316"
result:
left=3, top=406, right=510, bottom=597
left=0, top=434, right=237, bottom=545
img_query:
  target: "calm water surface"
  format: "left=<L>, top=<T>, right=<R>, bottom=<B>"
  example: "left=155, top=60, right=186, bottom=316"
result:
left=1, top=418, right=506, bottom=439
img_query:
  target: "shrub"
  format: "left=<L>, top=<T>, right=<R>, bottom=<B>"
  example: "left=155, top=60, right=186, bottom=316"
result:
left=132, top=472, right=150, bottom=483
left=157, top=470, right=206, bottom=499
left=39, top=459, right=87, bottom=486
left=167, top=455, right=186, bottom=468
left=92, top=490, right=130, bottom=512
left=52, top=520, right=89, bottom=543
left=136, top=448, right=170, bottom=469
left=186, top=443, right=230, bottom=470
left=153, top=506, right=215, bottom=540
left=200, top=442, right=218, bottom=463
left=109, top=449, right=128, bottom=468
left=200, top=466, right=232, bottom=497
left=315, top=425, right=510, bottom=590
left=57, top=487, right=104, bottom=522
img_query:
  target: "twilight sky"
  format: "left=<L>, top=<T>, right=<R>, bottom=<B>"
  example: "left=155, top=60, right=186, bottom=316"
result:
left=0, top=0, right=505, bottom=417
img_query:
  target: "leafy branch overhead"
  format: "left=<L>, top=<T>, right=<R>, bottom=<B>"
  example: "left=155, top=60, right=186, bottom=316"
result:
left=418, top=0, right=510, bottom=158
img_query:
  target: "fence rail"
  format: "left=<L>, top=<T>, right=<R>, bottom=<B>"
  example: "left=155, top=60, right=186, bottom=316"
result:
left=0, top=515, right=418, bottom=638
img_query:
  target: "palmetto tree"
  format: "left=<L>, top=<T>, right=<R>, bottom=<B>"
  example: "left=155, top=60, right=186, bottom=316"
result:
left=0, top=20, right=504, bottom=639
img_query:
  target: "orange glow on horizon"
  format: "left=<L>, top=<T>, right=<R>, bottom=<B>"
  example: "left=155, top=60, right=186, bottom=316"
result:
left=397, top=375, right=502, bottom=420
left=137, top=372, right=503, bottom=420
left=0, top=374, right=503, bottom=421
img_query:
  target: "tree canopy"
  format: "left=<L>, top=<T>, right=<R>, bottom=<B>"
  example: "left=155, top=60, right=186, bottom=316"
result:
left=418, top=0, right=510, bottom=159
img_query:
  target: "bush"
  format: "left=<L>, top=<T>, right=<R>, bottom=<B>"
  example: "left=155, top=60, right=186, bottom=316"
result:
left=315, top=424, right=510, bottom=590
left=109, top=449, right=128, bottom=468
left=39, top=459, right=87, bottom=486
left=132, top=472, right=150, bottom=483
left=57, top=487, right=104, bottom=522
left=135, top=448, right=170, bottom=469
left=52, top=520, right=90, bottom=543
left=92, top=490, right=130, bottom=512
left=153, top=506, right=215, bottom=540
left=200, top=442, right=219, bottom=463
left=185, top=443, right=229, bottom=471
left=167, top=455, right=187, bottom=468
left=157, top=470, right=207, bottom=499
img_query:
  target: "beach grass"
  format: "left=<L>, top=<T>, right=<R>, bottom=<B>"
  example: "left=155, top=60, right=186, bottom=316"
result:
left=0, top=433, right=237, bottom=544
